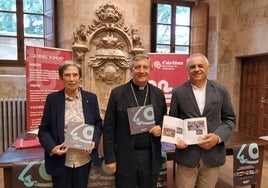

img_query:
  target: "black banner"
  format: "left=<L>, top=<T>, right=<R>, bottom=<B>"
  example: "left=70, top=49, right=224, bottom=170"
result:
left=233, top=143, right=259, bottom=186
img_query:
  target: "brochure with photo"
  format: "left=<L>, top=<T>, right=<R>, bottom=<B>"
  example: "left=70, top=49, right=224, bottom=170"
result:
left=127, top=104, right=155, bottom=135
left=64, top=122, right=95, bottom=150
left=161, top=115, right=207, bottom=145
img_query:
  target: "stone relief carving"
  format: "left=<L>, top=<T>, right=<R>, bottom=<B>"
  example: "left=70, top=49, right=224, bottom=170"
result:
left=72, top=44, right=89, bottom=63
left=72, top=1, right=145, bottom=117
left=131, top=27, right=142, bottom=48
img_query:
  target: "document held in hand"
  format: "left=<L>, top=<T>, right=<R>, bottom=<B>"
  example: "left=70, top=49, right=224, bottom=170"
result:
left=64, top=122, right=95, bottom=150
left=161, top=115, right=207, bottom=145
left=127, top=104, right=155, bottom=135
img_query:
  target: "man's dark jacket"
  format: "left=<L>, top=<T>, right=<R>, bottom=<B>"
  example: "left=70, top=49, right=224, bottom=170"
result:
left=103, top=81, right=167, bottom=177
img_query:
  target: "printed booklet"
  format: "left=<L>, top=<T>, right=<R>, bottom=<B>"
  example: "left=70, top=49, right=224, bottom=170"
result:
left=64, top=122, right=95, bottom=150
left=127, top=104, right=155, bottom=135
left=161, top=115, right=207, bottom=145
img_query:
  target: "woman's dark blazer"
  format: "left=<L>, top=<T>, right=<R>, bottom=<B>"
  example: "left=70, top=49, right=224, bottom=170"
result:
left=103, top=81, right=167, bottom=177
left=38, top=89, right=103, bottom=176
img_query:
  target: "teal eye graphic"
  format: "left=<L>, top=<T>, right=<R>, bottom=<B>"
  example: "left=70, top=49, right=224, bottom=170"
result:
left=70, top=124, right=94, bottom=143
left=18, top=160, right=52, bottom=187
left=132, top=106, right=154, bottom=126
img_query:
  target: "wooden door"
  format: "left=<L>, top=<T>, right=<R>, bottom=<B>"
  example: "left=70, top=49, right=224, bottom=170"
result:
left=239, top=55, right=268, bottom=137
left=190, top=3, right=208, bottom=55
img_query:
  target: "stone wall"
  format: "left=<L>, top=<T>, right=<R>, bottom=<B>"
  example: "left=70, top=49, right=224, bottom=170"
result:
left=56, top=0, right=151, bottom=52
left=204, top=0, right=268, bottom=123
left=0, top=67, right=26, bottom=98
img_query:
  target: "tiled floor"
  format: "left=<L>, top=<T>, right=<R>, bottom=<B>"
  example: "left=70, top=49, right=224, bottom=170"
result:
left=1, top=150, right=268, bottom=188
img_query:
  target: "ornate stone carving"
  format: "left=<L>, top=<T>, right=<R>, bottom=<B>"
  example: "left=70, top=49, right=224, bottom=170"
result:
left=72, top=44, right=88, bottom=64
left=72, top=2, right=145, bottom=117
left=97, top=63, right=121, bottom=84
left=94, top=2, right=124, bottom=29
left=94, top=32, right=125, bottom=57
left=131, top=27, right=142, bottom=49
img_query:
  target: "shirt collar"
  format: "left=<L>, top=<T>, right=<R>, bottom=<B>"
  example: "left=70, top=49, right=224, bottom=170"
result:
left=191, top=80, right=207, bottom=90
left=65, top=88, right=81, bottom=100
left=130, top=79, right=147, bottom=90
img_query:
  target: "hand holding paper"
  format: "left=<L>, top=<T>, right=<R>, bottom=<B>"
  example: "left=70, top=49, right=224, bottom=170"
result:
left=161, top=115, right=208, bottom=145
left=149, top=125, right=161, bottom=137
